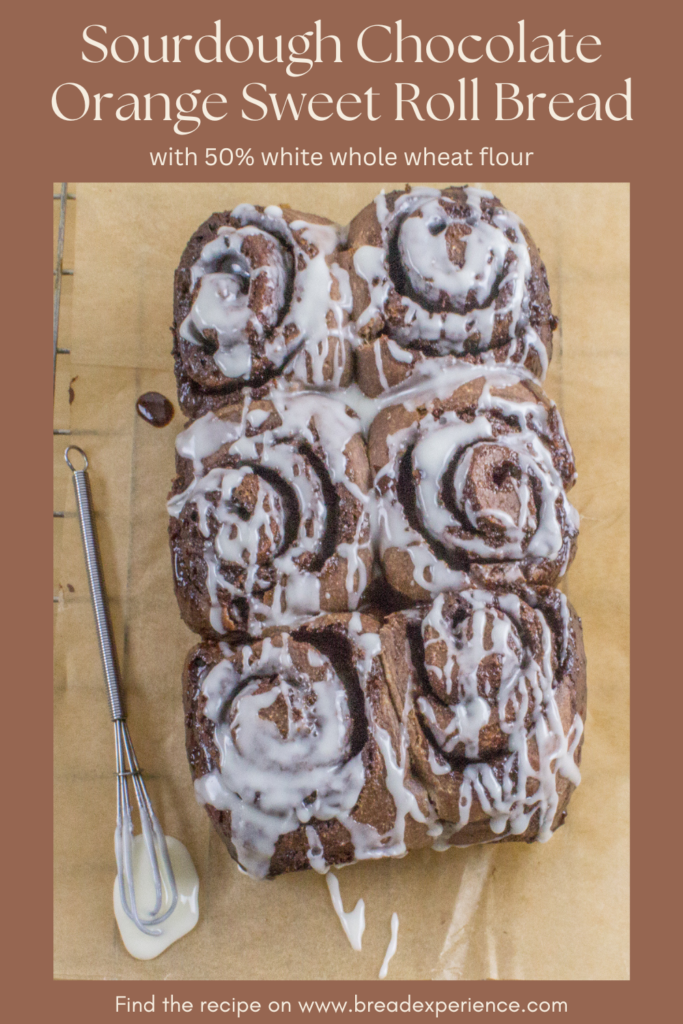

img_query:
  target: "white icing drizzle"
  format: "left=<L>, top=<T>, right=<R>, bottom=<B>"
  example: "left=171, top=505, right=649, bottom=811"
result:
left=332, top=383, right=382, bottom=436
left=374, top=367, right=578, bottom=592
left=190, top=524, right=581, bottom=876
left=386, top=338, right=415, bottom=365
left=195, top=636, right=366, bottom=879
left=180, top=223, right=289, bottom=379
left=173, top=404, right=248, bottom=473
left=194, top=615, right=437, bottom=878
left=168, top=390, right=371, bottom=634
left=421, top=593, right=498, bottom=758
left=374, top=339, right=390, bottom=392
left=305, top=825, right=328, bottom=873
left=379, top=913, right=400, bottom=979
left=314, top=361, right=507, bottom=446
left=287, top=255, right=354, bottom=389
left=354, top=187, right=547, bottom=376
left=247, top=407, right=270, bottom=429
left=416, top=589, right=582, bottom=842
left=430, top=823, right=506, bottom=852
left=427, top=747, right=452, bottom=776
left=180, top=205, right=353, bottom=387
left=379, top=360, right=524, bottom=413
left=345, top=615, right=437, bottom=858
left=325, top=873, right=366, bottom=951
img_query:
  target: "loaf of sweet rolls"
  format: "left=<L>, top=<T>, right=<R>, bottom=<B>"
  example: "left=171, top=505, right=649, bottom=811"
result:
left=169, top=188, right=587, bottom=877
left=341, top=186, right=556, bottom=396
left=173, top=204, right=354, bottom=417
left=183, top=614, right=435, bottom=878
left=369, top=368, right=579, bottom=601
left=168, top=388, right=373, bottom=637
left=380, top=587, right=586, bottom=845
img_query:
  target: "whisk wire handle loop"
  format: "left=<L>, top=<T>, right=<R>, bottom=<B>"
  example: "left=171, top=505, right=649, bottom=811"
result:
left=65, top=446, right=178, bottom=933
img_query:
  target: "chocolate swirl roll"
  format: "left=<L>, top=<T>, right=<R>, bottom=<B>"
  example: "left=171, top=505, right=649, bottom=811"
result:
left=173, top=204, right=354, bottom=417
left=168, top=389, right=373, bottom=637
left=380, top=587, right=586, bottom=845
left=369, top=369, right=579, bottom=601
left=342, top=186, right=556, bottom=396
left=183, top=614, right=434, bottom=878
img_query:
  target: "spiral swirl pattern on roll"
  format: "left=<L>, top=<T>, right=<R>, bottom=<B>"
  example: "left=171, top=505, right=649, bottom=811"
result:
left=343, top=186, right=556, bottom=395
left=184, top=615, right=435, bottom=877
left=173, top=204, right=354, bottom=416
left=380, top=587, right=586, bottom=844
left=369, top=368, right=579, bottom=600
left=187, top=633, right=365, bottom=878
left=168, top=388, right=372, bottom=636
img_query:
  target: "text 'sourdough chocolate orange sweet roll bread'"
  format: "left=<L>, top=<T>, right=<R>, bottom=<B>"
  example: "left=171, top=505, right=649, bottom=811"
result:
left=182, top=614, right=437, bottom=878
left=167, top=388, right=373, bottom=638
left=340, top=186, right=556, bottom=397
left=368, top=367, right=579, bottom=601
left=173, top=204, right=354, bottom=417
left=380, top=587, right=586, bottom=846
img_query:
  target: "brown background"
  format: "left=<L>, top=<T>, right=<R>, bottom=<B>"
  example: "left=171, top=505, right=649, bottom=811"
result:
left=5, top=0, right=679, bottom=1018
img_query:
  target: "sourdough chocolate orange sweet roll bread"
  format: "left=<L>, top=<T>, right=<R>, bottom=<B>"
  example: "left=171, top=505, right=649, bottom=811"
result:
left=380, top=586, right=587, bottom=846
left=173, top=204, right=353, bottom=417
left=166, top=187, right=588, bottom=880
left=342, top=186, right=556, bottom=396
left=168, top=388, right=373, bottom=637
left=369, top=368, right=578, bottom=601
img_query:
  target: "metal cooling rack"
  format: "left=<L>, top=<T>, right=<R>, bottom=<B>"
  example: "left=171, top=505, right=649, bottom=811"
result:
left=53, top=183, right=76, bottom=599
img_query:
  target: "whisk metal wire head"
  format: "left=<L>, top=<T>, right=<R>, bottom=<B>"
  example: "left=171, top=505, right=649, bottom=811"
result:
left=65, top=445, right=178, bottom=934
left=114, top=721, right=179, bottom=934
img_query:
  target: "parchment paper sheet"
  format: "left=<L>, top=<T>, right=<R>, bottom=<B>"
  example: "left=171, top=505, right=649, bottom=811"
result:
left=53, top=182, right=629, bottom=980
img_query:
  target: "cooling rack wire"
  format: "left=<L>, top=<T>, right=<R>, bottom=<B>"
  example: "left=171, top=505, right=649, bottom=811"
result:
left=53, top=183, right=77, bottom=601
